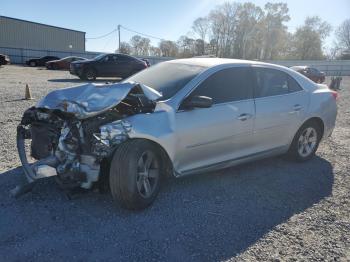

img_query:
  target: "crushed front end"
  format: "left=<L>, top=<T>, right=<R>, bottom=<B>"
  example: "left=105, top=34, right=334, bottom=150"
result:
left=14, top=82, right=161, bottom=196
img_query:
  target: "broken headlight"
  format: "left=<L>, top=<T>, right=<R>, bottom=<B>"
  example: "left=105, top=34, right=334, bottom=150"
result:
left=94, top=120, right=132, bottom=148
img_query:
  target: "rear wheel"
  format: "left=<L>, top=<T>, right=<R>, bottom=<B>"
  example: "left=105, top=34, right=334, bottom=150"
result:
left=288, top=121, right=322, bottom=161
left=30, top=61, right=36, bottom=67
left=109, top=140, right=161, bottom=210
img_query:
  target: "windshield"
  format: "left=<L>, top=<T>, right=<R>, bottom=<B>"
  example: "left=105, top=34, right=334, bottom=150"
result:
left=93, top=54, right=106, bottom=61
left=124, top=62, right=206, bottom=100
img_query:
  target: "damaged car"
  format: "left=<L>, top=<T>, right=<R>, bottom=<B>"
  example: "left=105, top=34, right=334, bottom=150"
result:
left=15, top=58, right=337, bottom=209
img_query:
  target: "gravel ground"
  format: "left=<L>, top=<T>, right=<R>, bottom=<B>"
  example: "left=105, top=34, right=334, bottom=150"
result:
left=0, top=65, right=349, bottom=261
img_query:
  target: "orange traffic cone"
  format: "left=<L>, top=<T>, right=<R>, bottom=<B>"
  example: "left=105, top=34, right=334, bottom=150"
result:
left=25, top=84, right=33, bottom=100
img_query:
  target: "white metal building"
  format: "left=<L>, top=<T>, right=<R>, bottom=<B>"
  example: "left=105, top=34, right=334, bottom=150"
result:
left=0, top=16, right=85, bottom=52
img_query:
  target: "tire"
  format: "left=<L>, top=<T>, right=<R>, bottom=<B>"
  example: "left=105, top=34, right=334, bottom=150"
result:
left=83, top=68, right=96, bottom=81
left=52, top=64, right=59, bottom=70
left=109, top=139, right=162, bottom=210
left=288, top=121, right=322, bottom=162
left=30, top=61, right=36, bottom=67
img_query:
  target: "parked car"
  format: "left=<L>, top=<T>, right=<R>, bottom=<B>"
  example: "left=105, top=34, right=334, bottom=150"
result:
left=141, top=58, right=150, bottom=67
left=26, top=56, right=60, bottom=67
left=15, top=58, right=337, bottom=210
left=46, top=56, right=87, bottom=70
left=70, top=53, right=148, bottom=80
left=291, top=66, right=326, bottom=83
left=0, top=54, right=10, bottom=65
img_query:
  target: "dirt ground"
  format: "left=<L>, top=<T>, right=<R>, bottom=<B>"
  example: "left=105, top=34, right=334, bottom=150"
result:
left=0, top=65, right=349, bottom=261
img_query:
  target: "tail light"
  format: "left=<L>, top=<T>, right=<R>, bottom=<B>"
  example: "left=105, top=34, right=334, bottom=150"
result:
left=331, top=90, right=338, bottom=100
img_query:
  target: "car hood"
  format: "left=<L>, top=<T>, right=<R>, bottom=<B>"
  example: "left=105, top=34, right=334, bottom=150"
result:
left=36, top=82, right=162, bottom=119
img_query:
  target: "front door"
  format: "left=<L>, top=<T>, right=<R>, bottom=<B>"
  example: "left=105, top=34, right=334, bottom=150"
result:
left=98, top=54, right=120, bottom=77
left=173, top=66, right=256, bottom=174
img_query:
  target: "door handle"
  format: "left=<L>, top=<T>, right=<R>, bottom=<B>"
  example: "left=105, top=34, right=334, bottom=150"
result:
left=289, top=104, right=303, bottom=114
left=237, top=113, right=252, bottom=121
left=293, top=104, right=303, bottom=111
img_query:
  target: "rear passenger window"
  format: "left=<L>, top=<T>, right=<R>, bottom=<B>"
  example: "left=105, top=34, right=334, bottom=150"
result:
left=118, top=55, right=133, bottom=62
left=254, top=68, right=303, bottom=98
left=190, top=67, right=253, bottom=104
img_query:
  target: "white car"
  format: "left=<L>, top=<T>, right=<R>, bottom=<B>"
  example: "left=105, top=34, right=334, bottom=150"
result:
left=15, top=58, right=337, bottom=209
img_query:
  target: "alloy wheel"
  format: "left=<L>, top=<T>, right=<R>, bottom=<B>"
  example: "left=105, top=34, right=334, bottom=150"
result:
left=136, top=150, right=160, bottom=198
left=86, top=70, right=95, bottom=81
left=297, top=127, right=318, bottom=157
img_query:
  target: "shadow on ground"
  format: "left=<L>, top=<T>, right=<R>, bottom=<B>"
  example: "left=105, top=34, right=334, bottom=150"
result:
left=0, top=155, right=333, bottom=261
left=48, top=78, right=122, bottom=83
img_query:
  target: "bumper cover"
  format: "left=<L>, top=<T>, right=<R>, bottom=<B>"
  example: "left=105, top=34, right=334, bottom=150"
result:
left=13, top=125, right=59, bottom=197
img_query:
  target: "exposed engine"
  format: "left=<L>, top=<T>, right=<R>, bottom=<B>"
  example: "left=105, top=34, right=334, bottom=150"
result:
left=17, top=83, right=159, bottom=191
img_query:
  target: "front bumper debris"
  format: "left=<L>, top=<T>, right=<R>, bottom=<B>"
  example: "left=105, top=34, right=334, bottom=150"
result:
left=12, top=125, right=59, bottom=197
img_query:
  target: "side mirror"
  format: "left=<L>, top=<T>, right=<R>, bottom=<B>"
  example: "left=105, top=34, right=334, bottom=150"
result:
left=182, top=96, right=213, bottom=110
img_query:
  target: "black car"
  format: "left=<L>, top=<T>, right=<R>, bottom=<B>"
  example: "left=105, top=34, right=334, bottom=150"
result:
left=141, top=58, right=151, bottom=67
left=0, top=54, right=10, bottom=65
left=290, top=66, right=326, bottom=83
left=26, top=56, right=60, bottom=67
left=70, top=53, right=148, bottom=81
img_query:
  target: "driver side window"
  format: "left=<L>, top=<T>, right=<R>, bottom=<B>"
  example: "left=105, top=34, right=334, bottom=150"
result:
left=104, top=55, right=117, bottom=62
left=189, top=67, right=253, bottom=104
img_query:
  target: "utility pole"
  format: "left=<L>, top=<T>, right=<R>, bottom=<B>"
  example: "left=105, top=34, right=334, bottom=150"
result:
left=117, top=25, right=121, bottom=52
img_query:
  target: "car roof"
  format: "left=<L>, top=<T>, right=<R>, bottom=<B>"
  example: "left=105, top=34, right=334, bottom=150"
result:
left=165, top=57, right=274, bottom=68
left=163, top=58, right=318, bottom=93
left=291, top=65, right=308, bottom=70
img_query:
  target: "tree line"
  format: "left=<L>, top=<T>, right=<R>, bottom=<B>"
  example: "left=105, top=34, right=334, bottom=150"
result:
left=119, top=2, right=350, bottom=60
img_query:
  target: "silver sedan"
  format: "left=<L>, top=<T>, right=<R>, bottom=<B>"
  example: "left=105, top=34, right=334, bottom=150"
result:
left=16, top=58, right=337, bottom=209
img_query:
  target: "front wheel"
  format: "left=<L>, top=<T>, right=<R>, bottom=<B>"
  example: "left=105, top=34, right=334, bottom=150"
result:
left=83, top=69, right=96, bottom=81
left=30, top=61, right=36, bottom=67
left=109, top=140, right=162, bottom=210
left=288, top=121, right=322, bottom=162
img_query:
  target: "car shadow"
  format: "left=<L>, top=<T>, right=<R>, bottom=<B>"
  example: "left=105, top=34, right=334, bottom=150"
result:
left=48, top=78, right=122, bottom=83
left=0, top=155, right=333, bottom=261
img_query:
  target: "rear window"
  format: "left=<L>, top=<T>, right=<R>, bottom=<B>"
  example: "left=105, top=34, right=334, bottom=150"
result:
left=124, top=62, right=206, bottom=100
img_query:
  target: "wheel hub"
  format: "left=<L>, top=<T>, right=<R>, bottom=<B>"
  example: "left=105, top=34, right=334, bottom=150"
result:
left=297, top=127, right=317, bottom=157
left=136, top=151, right=159, bottom=198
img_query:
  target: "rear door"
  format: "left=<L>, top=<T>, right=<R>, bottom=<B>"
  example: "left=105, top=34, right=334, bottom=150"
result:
left=252, top=66, right=309, bottom=153
left=174, top=66, right=256, bottom=174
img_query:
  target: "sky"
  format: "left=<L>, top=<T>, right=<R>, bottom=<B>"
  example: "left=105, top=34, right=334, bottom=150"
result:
left=1, top=0, right=349, bottom=52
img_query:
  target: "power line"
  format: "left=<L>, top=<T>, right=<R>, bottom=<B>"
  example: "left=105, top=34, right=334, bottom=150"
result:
left=120, top=25, right=165, bottom=41
left=86, top=29, right=117, bottom=40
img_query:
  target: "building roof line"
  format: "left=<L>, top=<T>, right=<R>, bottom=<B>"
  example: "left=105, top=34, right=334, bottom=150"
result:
left=0, top=16, right=86, bottom=34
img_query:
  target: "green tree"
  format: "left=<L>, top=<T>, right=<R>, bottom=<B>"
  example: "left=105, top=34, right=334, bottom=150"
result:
left=292, top=16, right=331, bottom=60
